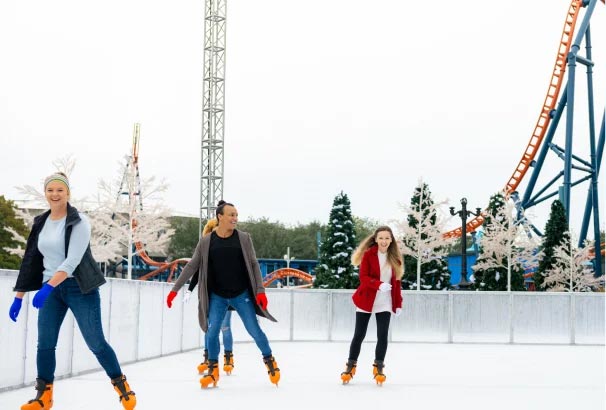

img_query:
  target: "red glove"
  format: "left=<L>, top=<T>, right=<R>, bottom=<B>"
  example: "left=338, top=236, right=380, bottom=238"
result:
left=256, top=293, right=268, bottom=310
left=166, top=291, right=178, bottom=308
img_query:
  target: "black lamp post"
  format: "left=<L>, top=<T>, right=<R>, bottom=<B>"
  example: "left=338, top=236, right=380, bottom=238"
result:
left=450, top=198, right=482, bottom=289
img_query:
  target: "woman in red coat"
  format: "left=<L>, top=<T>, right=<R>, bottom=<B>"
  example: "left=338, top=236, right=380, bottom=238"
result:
left=341, top=226, right=403, bottom=386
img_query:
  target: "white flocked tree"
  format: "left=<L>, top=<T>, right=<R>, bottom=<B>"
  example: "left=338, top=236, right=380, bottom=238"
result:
left=396, top=179, right=452, bottom=291
left=542, top=233, right=604, bottom=292
left=472, top=198, right=541, bottom=291
left=96, top=155, right=174, bottom=279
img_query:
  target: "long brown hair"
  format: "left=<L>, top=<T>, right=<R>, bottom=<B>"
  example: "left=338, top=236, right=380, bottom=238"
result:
left=351, top=226, right=403, bottom=279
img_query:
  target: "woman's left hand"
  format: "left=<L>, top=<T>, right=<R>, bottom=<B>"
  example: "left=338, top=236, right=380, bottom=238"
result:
left=256, top=293, right=268, bottom=310
left=395, top=308, right=402, bottom=317
left=32, top=284, right=55, bottom=309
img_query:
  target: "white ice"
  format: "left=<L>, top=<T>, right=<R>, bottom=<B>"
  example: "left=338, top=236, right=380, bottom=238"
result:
left=1, top=341, right=603, bottom=410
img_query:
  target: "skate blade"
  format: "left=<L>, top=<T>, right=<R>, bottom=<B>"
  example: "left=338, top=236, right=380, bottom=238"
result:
left=270, top=376, right=280, bottom=386
left=341, top=375, right=352, bottom=384
left=200, top=377, right=218, bottom=389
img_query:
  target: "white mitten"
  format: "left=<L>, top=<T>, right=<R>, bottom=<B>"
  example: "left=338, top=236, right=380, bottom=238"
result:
left=183, top=290, right=192, bottom=303
left=378, top=282, right=392, bottom=292
left=395, top=308, right=402, bottom=317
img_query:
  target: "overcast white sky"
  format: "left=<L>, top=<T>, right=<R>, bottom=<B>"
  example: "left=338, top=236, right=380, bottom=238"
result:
left=0, top=0, right=604, bottom=235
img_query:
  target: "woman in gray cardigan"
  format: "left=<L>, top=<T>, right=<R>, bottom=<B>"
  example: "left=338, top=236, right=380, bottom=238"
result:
left=166, top=200, right=280, bottom=388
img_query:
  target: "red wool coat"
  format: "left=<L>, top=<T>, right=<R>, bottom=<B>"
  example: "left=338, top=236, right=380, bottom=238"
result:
left=352, top=245, right=403, bottom=313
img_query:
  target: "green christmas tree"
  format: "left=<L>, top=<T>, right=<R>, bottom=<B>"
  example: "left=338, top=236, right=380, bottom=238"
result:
left=313, top=192, right=359, bottom=289
left=0, top=195, right=30, bottom=269
left=399, top=181, right=451, bottom=290
left=534, top=200, right=569, bottom=290
left=472, top=192, right=526, bottom=291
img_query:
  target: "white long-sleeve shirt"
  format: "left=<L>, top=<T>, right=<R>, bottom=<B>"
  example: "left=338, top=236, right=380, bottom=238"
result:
left=357, top=250, right=393, bottom=314
left=37, top=213, right=91, bottom=281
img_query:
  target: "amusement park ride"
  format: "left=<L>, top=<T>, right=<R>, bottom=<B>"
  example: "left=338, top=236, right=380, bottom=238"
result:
left=127, top=0, right=604, bottom=283
left=442, top=0, right=604, bottom=275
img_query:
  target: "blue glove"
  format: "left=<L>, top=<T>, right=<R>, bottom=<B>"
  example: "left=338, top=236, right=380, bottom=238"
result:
left=9, top=297, right=23, bottom=322
left=33, top=284, right=55, bottom=309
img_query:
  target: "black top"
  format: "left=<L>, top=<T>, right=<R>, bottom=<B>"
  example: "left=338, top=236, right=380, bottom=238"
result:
left=208, top=230, right=249, bottom=298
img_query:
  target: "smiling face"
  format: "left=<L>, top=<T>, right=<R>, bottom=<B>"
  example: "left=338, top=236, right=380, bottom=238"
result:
left=375, top=230, right=392, bottom=253
left=45, top=180, right=69, bottom=212
left=218, top=205, right=238, bottom=231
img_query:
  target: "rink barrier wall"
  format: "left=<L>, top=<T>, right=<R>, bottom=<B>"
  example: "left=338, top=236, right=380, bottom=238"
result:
left=1, top=269, right=604, bottom=390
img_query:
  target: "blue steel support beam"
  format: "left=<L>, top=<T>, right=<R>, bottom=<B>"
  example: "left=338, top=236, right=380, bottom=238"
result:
left=561, top=0, right=599, bottom=222
left=529, top=174, right=593, bottom=208
left=574, top=22, right=602, bottom=276
left=522, top=89, right=567, bottom=208
left=580, top=112, right=604, bottom=242
left=562, top=52, right=576, bottom=220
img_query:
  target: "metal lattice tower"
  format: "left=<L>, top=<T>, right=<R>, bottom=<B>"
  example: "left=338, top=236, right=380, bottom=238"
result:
left=200, top=0, right=226, bottom=225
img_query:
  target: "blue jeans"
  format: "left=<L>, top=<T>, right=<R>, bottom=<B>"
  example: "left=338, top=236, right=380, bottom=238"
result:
left=204, top=309, right=233, bottom=352
left=37, top=279, right=122, bottom=382
left=207, top=291, right=271, bottom=361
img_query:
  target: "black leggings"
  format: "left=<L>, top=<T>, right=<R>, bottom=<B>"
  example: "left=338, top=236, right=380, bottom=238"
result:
left=348, top=311, right=391, bottom=362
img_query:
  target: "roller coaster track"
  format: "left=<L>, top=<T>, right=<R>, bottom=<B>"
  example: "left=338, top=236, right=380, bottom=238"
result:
left=132, top=216, right=190, bottom=280
left=134, top=240, right=191, bottom=282
left=443, top=0, right=584, bottom=239
left=262, top=268, right=314, bottom=288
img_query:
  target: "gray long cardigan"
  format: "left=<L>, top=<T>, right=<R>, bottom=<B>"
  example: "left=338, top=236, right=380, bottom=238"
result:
left=171, top=229, right=277, bottom=332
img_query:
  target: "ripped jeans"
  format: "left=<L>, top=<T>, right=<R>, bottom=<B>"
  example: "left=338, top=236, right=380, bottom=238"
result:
left=204, top=309, right=233, bottom=352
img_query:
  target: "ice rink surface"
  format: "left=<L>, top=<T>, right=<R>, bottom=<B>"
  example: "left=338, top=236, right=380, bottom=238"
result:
left=1, top=341, right=604, bottom=410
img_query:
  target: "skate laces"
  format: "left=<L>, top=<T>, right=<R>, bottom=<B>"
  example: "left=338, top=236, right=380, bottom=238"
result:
left=112, top=375, right=135, bottom=401
left=205, top=361, right=219, bottom=381
left=27, top=379, right=50, bottom=405
left=263, top=356, right=279, bottom=375
left=342, top=361, right=357, bottom=375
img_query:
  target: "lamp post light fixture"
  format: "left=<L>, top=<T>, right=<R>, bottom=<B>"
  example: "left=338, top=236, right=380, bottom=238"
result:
left=449, top=198, right=482, bottom=289
left=283, top=246, right=295, bottom=287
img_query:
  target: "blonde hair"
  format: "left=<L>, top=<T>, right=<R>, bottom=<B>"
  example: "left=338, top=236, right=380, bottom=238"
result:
left=202, top=218, right=218, bottom=236
left=351, top=226, right=404, bottom=279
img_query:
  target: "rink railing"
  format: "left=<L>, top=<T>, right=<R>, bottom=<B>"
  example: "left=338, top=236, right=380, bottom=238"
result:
left=1, top=269, right=604, bottom=390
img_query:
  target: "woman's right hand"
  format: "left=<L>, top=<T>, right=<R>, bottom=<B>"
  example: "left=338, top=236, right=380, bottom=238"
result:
left=166, top=291, right=178, bottom=308
left=9, top=297, right=23, bottom=322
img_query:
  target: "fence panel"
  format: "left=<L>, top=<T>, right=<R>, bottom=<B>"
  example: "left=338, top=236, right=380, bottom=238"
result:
left=513, top=293, right=571, bottom=344
left=392, top=292, right=449, bottom=342
left=452, top=292, right=510, bottom=343
left=1, top=269, right=603, bottom=392
left=574, top=294, right=605, bottom=345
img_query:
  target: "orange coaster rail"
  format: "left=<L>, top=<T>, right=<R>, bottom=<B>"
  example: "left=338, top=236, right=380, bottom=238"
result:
left=443, top=0, right=583, bottom=239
